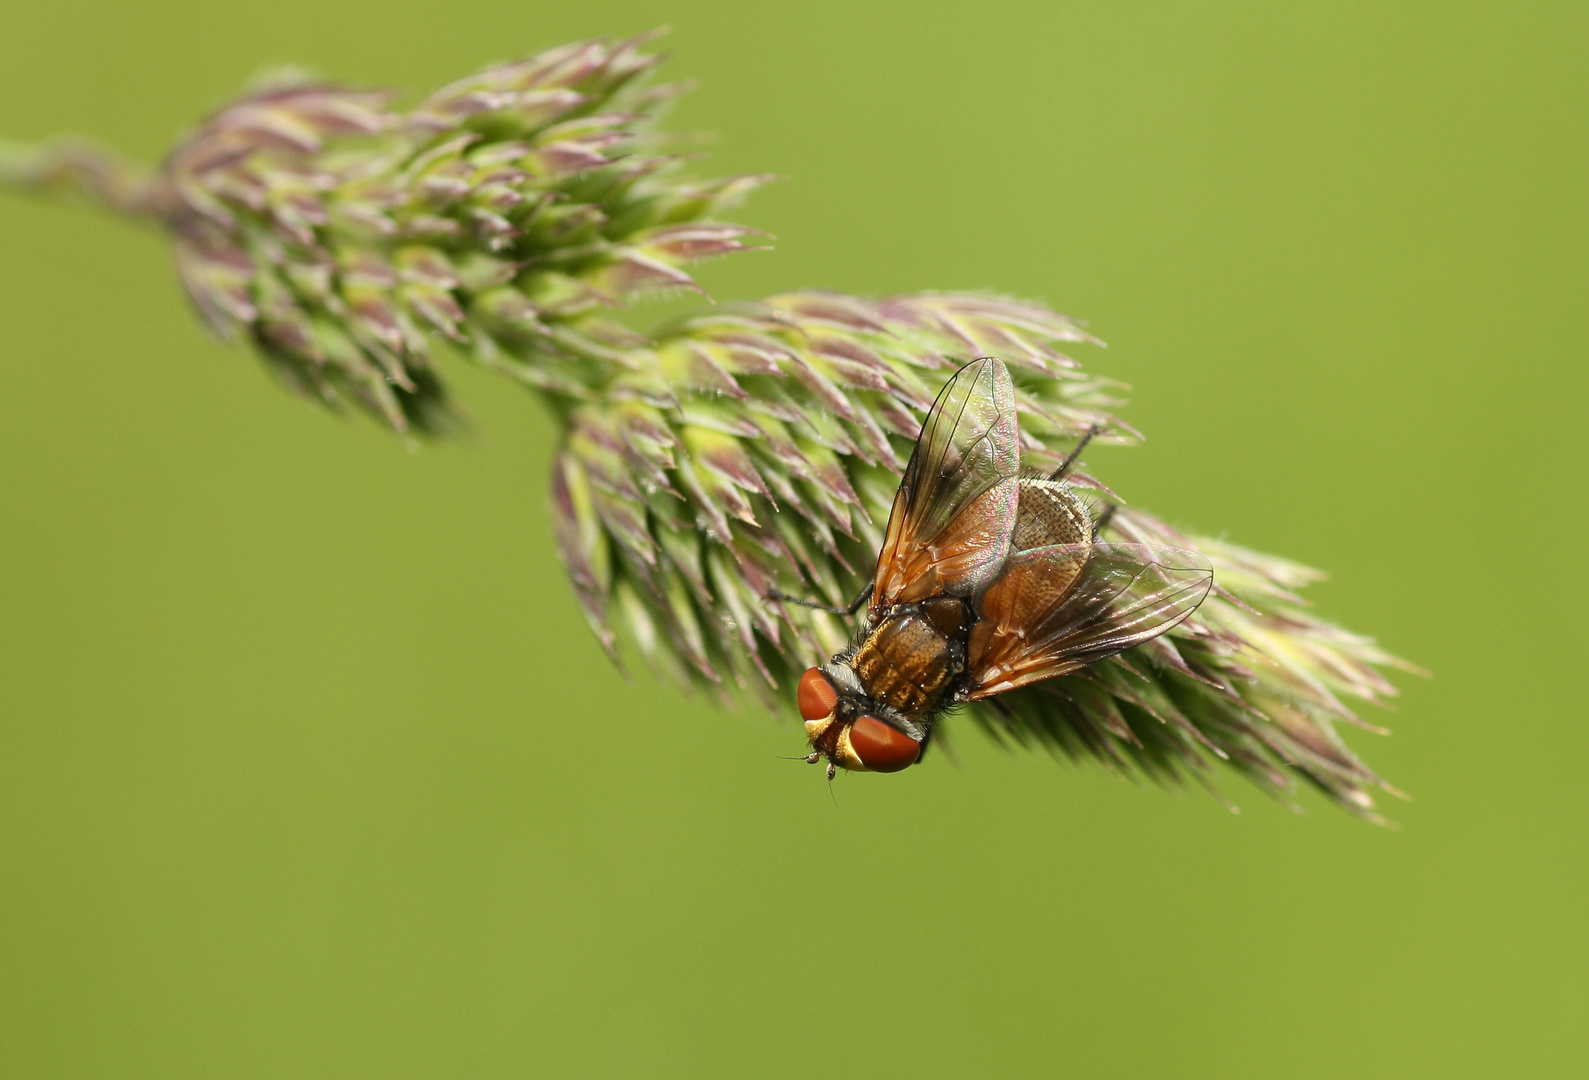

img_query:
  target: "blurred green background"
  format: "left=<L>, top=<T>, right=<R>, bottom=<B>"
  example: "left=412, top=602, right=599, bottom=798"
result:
left=1, top=1, right=1583, bottom=1077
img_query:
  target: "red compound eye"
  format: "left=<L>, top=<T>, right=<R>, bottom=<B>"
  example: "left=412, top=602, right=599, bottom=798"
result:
left=797, top=668, right=838, bottom=722
left=848, top=716, right=921, bottom=772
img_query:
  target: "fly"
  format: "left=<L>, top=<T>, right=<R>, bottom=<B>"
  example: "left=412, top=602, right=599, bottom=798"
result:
left=770, top=357, right=1214, bottom=780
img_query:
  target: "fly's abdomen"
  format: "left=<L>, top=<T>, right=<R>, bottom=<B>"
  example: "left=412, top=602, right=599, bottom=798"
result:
left=851, top=610, right=961, bottom=717
left=1011, top=477, right=1093, bottom=550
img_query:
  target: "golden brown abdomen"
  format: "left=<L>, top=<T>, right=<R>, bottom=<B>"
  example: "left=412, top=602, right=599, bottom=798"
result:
left=851, top=611, right=959, bottom=717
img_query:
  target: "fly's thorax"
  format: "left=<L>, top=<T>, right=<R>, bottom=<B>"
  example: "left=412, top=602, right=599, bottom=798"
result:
left=850, top=596, right=973, bottom=719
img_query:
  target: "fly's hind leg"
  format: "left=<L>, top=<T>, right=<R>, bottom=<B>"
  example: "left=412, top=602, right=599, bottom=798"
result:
left=1092, top=502, right=1118, bottom=539
left=1051, top=424, right=1103, bottom=480
left=765, top=580, right=870, bottom=617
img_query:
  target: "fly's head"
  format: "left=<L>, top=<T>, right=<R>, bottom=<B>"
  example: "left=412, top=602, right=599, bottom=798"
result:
left=796, top=665, right=922, bottom=779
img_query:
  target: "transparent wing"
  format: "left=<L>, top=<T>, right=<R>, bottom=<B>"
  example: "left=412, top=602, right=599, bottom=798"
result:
left=963, top=542, right=1214, bottom=700
left=870, top=357, right=1020, bottom=614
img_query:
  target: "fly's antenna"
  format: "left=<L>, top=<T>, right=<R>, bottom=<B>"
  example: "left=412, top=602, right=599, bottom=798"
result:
left=1051, top=424, right=1104, bottom=481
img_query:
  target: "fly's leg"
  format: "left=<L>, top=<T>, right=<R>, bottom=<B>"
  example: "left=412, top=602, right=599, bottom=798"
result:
left=765, top=580, right=870, bottom=617
left=1050, top=424, right=1103, bottom=480
left=1093, top=502, right=1118, bottom=539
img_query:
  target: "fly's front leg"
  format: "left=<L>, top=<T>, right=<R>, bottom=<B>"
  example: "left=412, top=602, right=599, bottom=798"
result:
left=765, top=580, right=871, bottom=617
